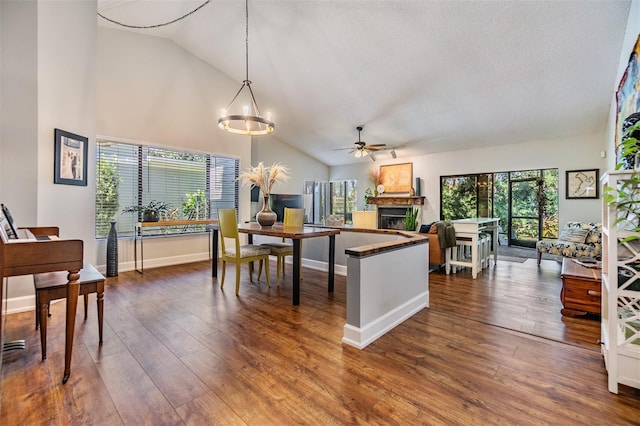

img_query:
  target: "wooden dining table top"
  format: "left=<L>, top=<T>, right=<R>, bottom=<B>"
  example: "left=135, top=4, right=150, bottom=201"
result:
left=237, top=222, right=340, bottom=239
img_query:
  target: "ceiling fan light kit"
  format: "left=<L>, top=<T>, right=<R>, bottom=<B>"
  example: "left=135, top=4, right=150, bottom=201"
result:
left=218, top=0, right=274, bottom=136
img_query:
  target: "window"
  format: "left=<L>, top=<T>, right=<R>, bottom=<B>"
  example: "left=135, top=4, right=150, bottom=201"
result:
left=440, top=168, right=558, bottom=248
left=96, top=140, right=239, bottom=238
left=303, top=180, right=327, bottom=224
left=330, top=180, right=357, bottom=224
left=303, top=179, right=356, bottom=224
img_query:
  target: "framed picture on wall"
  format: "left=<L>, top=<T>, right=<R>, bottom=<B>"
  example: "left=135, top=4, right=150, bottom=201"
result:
left=615, top=33, right=640, bottom=167
left=54, top=128, right=88, bottom=186
left=566, top=169, right=599, bottom=199
left=379, top=162, right=413, bottom=194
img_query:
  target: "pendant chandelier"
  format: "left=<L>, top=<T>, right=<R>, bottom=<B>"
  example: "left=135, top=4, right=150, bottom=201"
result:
left=218, top=0, right=274, bottom=136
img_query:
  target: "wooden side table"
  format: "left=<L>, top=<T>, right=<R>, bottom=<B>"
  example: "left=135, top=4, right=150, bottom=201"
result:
left=560, top=258, right=601, bottom=317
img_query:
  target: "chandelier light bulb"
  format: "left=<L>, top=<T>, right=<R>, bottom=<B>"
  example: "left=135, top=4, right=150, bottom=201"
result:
left=220, top=108, right=227, bottom=117
left=266, top=111, right=272, bottom=121
left=242, top=105, right=249, bottom=116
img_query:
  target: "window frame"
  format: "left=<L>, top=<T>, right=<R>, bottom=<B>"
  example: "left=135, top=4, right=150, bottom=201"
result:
left=95, top=139, right=239, bottom=239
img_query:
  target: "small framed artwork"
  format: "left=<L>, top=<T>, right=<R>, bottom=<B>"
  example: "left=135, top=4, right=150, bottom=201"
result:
left=566, top=169, right=599, bottom=199
left=54, top=128, right=88, bottom=186
left=379, top=162, right=413, bottom=194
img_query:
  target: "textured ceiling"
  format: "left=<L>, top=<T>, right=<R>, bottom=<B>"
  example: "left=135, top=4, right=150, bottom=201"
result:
left=97, top=0, right=631, bottom=166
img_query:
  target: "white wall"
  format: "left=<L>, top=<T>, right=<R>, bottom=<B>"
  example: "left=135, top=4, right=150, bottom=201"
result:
left=251, top=134, right=329, bottom=194
left=1, top=0, right=97, bottom=302
left=1, top=1, right=38, bottom=225
left=97, top=28, right=329, bottom=270
left=96, top=28, right=255, bottom=269
left=331, top=131, right=606, bottom=227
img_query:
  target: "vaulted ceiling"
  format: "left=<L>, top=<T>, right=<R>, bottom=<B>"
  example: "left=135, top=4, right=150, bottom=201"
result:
left=97, top=0, right=631, bottom=166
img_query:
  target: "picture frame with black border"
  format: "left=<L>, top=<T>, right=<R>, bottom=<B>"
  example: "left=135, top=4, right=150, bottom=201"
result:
left=54, top=128, right=88, bottom=186
left=566, top=169, right=599, bottom=199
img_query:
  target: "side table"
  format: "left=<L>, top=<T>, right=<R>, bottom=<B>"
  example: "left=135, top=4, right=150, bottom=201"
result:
left=560, top=258, right=602, bottom=317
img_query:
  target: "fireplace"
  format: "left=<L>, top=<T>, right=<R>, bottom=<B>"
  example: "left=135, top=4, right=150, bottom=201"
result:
left=378, top=206, right=408, bottom=230
left=366, top=196, right=426, bottom=230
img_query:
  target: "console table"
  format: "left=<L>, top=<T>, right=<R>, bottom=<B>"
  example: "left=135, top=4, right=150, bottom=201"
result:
left=134, top=220, right=218, bottom=274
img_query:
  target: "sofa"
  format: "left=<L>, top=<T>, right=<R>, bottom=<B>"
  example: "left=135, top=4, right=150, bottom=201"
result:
left=420, top=222, right=457, bottom=268
left=535, top=221, right=602, bottom=265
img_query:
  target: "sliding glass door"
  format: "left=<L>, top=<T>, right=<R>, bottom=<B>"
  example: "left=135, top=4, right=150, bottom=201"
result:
left=440, top=169, right=558, bottom=248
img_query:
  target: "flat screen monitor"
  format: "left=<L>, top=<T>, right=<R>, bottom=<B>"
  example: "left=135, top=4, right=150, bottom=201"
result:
left=269, top=194, right=303, bottom=223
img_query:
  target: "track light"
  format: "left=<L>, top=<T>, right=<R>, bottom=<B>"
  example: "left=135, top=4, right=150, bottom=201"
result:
left=391, top=149, right=397, bottom=159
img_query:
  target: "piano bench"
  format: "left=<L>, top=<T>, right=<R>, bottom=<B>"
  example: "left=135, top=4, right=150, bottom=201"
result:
left=33, top=264, right=104, bottom=361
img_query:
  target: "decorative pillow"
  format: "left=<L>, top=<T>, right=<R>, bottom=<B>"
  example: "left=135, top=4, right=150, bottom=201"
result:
left=419, top=223, right=433, bottom=233
left=558, top=228, right=589, bottom=244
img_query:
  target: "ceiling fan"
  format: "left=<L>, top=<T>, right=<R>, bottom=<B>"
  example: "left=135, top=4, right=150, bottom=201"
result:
left=334, top=126, right=386, bottom=161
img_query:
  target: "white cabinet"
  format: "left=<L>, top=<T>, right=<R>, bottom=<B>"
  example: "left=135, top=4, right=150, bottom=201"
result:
left=601, top=171, right=640, bottom=393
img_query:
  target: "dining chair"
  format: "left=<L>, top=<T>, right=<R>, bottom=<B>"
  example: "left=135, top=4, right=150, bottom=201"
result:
left=218, top=208, right=271, bottom=294
left=259, top=207, right=304, bottom=285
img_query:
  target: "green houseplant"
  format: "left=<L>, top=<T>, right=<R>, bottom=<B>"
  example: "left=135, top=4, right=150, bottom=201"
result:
left=404, top=206, right=419, bottom=231
left=604, top=116, right=640, bottom=239
left=122, top=200, right=171, bottom=222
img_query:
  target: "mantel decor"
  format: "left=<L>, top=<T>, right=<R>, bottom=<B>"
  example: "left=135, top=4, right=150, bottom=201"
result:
left=379, top=162, right=413, bottom=194
left=566, top=169, right=599, bottom=199
left=54, top=128, right=88, bottom=186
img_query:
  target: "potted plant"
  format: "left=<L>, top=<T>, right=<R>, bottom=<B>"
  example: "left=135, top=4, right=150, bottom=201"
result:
left=604, top=114, right=640, bottom=239
left=238, top=162, right=289, bottom=226
left=122, top=200, right=171, bottom=222
left=404, top=206, right=419, bottom=231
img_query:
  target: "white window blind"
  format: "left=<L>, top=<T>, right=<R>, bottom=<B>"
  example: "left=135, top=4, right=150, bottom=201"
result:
left=96, top=140, right=239, bottom=238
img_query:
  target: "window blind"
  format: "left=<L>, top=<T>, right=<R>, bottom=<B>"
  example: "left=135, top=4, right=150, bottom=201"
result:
left=95, top=140, right=239, bottom=238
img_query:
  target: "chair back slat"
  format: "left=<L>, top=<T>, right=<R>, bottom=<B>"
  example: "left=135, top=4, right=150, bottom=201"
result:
left=284, top=208, right=304, bottom=227
left=218, top=209, right=241, bottom=254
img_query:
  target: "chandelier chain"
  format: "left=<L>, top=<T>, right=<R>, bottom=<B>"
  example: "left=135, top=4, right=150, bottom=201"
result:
left=97, top=0, right=211, bottom=29
left=245, top=0, right=249, bottom=81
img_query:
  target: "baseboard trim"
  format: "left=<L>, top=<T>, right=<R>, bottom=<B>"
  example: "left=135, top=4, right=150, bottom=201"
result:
left=342, top=291, right=428, bottom=349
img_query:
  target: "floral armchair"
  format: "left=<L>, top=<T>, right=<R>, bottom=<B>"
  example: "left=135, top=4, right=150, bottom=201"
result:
left=536, top=222, right=602, bottom=265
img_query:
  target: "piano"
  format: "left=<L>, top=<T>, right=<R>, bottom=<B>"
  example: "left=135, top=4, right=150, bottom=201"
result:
left=0, top=224, right=83, bottom=384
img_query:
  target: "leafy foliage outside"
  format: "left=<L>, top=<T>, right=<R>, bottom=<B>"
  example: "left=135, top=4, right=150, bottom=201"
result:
left=95, top=154, right=121, bottom=238
left=440, top=169, right=558, bottom=246
left=182, top=189, right=208, bottom=220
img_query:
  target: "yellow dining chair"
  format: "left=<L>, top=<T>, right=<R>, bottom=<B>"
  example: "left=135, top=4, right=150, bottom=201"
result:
left=259, top=207, right=304, bottom=285
left=218, top=208, right=271, bottom=295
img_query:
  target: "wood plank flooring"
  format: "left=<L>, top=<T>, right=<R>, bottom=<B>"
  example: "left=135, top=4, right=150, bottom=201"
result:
left=1, top=257, right=638, bottom=425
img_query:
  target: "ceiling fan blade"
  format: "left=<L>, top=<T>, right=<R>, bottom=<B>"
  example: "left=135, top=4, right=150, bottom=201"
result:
left=333, top=147, right=354, bottom=151
left=366, top=147, right=381, bottom=152
left=367, top=144, right=386, bottom=147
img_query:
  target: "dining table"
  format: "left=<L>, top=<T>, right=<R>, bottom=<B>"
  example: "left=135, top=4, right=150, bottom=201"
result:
left=236, top=222, right=340, bottom=305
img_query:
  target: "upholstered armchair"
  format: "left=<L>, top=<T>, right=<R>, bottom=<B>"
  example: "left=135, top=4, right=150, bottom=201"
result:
left=536, top=222, right=602, bottom=265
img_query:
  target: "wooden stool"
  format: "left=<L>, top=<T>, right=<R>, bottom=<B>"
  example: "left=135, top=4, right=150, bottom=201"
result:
left=33, top=264, right=104, bottom=360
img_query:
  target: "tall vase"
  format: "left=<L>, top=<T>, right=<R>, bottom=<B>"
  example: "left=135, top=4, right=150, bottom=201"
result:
left=106, top=221, right=118, bottom=277
left=256, top=195, right=277, bottom=227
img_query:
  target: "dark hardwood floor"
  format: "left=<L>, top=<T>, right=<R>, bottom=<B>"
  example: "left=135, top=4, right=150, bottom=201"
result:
left=1, top=257, right=638, bottom=425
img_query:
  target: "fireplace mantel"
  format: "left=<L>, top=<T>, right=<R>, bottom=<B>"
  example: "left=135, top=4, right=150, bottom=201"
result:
left=367, top=196, right=425, bottom=206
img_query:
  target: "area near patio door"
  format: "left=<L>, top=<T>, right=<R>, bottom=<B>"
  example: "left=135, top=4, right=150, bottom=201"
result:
left=440, top=169, right=558, bottom=248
